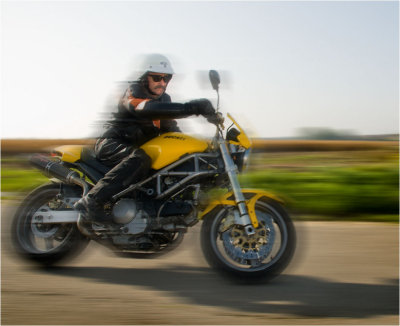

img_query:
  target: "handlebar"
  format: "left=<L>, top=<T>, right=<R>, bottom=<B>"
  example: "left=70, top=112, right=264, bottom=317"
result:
left=207, top=112, right=225, bottom=127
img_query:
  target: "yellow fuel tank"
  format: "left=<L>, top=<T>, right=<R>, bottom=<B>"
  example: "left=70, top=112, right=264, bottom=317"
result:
left=140, top=132, right=209, bottom=170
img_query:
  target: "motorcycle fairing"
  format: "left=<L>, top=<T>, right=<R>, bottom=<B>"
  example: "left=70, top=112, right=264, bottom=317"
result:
left=199, top=189, right=283, bottom=228
left=226, top=113, right=251, bottom=149
left=140, top=132, right=209, bottom=170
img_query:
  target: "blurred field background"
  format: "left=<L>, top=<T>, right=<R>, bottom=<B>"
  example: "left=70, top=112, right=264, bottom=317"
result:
left=1, top=138, right=398, bottom=222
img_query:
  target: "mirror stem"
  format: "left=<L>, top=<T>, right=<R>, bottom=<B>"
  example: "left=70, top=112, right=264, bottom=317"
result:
left=216, top=89, right=220, bottom=112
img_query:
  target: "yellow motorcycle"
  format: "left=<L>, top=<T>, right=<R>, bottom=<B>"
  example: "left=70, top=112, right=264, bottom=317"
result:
left=12, top=70, right=295, bottom=282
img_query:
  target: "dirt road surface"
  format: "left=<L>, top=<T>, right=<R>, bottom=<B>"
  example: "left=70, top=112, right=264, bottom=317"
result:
left=1, top=201, right=399, bottom=325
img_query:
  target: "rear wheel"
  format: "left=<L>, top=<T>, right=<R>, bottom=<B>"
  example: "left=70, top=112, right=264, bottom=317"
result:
left=11, top=183, right=89, bottom=266
left=201, top=198, right=296, bottom=283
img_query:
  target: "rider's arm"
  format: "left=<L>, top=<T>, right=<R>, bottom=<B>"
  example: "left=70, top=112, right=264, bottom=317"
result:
left=135, top=99, right=216, bottom=120
left=134, top=101, right=194, bottom=119
left=119, top=84, right=215, bottom=120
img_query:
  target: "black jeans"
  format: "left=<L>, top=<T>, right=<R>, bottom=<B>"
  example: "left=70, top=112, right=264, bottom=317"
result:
left=87, top=138, right=151, bottom=203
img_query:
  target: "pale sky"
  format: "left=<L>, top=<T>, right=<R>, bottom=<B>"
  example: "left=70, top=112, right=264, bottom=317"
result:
left=1, top=0, right=399, bottom=139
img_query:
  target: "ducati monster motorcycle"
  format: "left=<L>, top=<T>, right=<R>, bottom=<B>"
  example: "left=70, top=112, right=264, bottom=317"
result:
left=12, top=70, right=296, bottom=282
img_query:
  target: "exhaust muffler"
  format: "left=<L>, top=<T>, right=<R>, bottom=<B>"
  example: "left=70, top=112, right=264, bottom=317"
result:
left=30, top=154, right=90, bottom=195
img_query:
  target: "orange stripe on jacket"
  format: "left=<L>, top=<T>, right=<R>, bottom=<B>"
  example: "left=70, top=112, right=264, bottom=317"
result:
left=129, top=97, right=149, bottom=110
left=127, top=97, right=160, bottom=129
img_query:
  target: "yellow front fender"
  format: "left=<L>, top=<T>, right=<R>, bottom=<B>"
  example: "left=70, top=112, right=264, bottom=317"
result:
left=199, top=189, right=283, bottom=228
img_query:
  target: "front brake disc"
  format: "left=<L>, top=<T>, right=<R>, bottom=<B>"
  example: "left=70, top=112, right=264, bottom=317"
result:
left=221, top=213, right=275, bottom=265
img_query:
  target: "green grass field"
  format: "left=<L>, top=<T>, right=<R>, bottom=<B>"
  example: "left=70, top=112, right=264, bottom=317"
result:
left=1, top=147, right=398, bottom=222
left=240, top=150, right=399, bottom=222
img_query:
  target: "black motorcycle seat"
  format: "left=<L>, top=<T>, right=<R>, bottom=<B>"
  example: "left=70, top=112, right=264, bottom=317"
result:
left=80, top=147, right=111, bottom=174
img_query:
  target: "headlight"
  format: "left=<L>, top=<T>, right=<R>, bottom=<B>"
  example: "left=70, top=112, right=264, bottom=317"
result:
left=231, top=148, right=251, bottom=172
left=227, top=128, right=240, bottom=142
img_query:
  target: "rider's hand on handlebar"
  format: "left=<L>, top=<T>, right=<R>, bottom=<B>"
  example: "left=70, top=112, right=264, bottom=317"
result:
left=207, top=112, right=224, bottom=126
left=185, top=98, right=216, bottom=117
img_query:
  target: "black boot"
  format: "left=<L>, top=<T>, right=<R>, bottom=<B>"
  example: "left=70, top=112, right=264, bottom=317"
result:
left=74, top=194, right=110, bottom=223
left=74, top=148, right=151, bottom=224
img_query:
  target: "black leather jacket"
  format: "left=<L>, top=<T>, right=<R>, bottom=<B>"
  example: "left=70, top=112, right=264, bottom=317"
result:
left=95, top=81, right=198, bottom=166
left=103, top=81, right=193, bottom=147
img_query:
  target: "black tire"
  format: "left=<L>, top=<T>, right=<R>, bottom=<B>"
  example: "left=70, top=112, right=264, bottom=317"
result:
left=11, top=183, right=89, bottom=266
left=201, top=198, right=296, bottom=283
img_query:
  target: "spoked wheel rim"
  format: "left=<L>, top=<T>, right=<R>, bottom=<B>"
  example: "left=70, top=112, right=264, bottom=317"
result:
left=210, top=202, right=289, bottom=272
left=16, top=190, right=75, bottom=254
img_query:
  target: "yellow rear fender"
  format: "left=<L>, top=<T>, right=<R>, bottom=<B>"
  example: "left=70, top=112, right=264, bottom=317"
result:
left=53, top=145, right=85, bottom=163
left=199, top=189, right=284, bottom=228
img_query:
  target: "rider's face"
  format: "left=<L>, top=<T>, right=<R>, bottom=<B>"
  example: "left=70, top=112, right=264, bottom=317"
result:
left=147, top=73, right=172, bottom=96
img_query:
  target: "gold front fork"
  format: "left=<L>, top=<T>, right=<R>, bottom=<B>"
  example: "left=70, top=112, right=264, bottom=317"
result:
left=218, top=139, right=256, bottom=236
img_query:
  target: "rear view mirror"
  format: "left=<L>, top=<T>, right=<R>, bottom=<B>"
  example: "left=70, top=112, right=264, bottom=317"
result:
left=209, top=70, right=220, bottom=91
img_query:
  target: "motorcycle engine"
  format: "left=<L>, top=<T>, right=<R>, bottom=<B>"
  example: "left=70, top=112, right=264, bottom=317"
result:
left=112, top=198, right=149, bottom=236
left=112, top=198, right=139, bottom=224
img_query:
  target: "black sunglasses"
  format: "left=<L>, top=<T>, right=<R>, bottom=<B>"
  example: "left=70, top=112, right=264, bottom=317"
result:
left=148, top=74, right=172, bottom=83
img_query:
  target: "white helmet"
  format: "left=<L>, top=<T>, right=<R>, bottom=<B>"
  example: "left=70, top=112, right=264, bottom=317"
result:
left=138, top=53, right=174, bottom=78
left=125, top=54, right=175, bottom=83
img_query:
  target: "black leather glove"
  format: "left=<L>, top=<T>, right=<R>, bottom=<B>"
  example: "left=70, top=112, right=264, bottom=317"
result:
left=184, top=99, right=216, bottom=117
left=206, top=112, right=224, bottom=125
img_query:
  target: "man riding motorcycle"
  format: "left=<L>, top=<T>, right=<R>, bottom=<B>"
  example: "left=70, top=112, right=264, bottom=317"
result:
left=75, top=54, right=216, bottom=223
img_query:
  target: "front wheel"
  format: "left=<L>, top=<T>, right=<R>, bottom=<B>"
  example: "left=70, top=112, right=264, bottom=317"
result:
left=11, top=183, right=89, bottom=266
left=201, top=198, right=296, bottom=283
